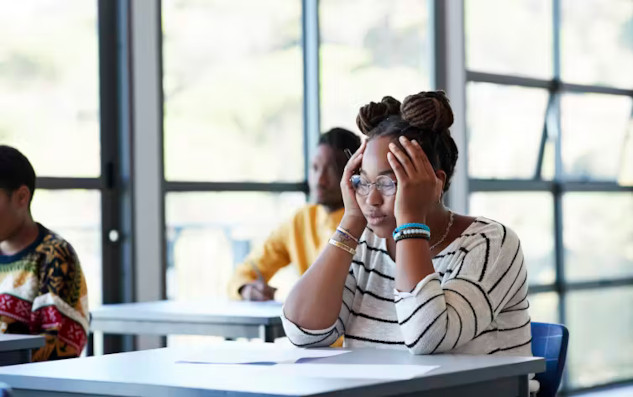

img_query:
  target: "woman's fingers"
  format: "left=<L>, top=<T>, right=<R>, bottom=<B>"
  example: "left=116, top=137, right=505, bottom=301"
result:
left=399, top=136, right=425, bottom=174
left=343, top=140, right=366, bottom=177
left=410, top=139, right=436, bottom=177
left=388, top=141, right=415, bottom=177
left=387, top=152, right=407, bottom=183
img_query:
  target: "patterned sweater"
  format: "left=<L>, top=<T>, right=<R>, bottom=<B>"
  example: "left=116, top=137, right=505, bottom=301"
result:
left=0, top=224, right=89, bottom=361
left=282, top=217, right=532, bottom=356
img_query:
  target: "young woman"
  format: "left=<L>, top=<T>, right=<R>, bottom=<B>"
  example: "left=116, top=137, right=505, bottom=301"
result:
left=282, top=91, right=532, bottom=358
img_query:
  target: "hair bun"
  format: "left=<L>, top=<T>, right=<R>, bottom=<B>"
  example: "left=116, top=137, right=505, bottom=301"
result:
left=401, top=91, right=453, bottom=133
left=356, top=96, right=401, bottom=135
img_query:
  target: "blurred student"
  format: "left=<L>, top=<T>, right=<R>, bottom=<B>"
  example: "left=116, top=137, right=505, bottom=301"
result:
left=228, top=128, right=361, bottom=301
left=0, top=145, right=89, bottom=361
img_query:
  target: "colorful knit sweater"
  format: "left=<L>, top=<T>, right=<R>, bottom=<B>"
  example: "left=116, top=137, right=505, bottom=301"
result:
left=0, top=224, right=89, bottom=361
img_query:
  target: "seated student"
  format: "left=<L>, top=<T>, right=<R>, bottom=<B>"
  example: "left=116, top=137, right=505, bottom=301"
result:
left=228, top=128, right=361, bottom=301
left=282, top=91, right=532, bottom=358
left=0, top=145, right=89, bottom=361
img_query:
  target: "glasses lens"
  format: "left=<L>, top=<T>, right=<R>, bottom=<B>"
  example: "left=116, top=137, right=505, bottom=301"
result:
left=351, top=175, right=370, bottom=195
left=376, top=176, right=397, bottom=196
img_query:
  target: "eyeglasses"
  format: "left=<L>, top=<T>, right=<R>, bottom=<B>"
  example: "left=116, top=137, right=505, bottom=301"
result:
left=351, top=174, right=397, bottom=196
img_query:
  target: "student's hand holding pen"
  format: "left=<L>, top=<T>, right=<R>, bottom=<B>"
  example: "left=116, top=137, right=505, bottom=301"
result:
left=239, top=262, right=277, bottom=301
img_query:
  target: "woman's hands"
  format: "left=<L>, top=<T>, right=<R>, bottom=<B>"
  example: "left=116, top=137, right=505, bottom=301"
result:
left=339, top=140, right=368, bottom=235
left=387, top=136, right=443, bottom=224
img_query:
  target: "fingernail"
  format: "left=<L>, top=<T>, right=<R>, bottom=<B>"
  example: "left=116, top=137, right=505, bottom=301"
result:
left=412, top=139, right=419, bottom=145
left=389, top=143, right=396, bottom=149
left=399, top=136, right=407, bottom=143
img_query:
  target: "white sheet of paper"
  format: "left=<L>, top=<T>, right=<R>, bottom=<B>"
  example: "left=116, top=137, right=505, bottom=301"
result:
left=177, top=345, right=350, bottom=365
left=269, top=364, right=439, bottom=380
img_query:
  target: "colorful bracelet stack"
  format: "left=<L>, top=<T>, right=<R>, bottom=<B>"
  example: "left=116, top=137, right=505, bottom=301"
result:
left=328, top=226, right=359, bottom=256
left=328, top=239, right=356, bottom=255
left=393, top=223, right=431, bottom=243
left=336, top=226, right=359, bottom=244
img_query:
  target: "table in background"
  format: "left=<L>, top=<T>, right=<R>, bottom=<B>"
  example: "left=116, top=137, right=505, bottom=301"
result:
left=0, top=334, right=45, bottom=366
left=90, top=300, right=285, bottom=342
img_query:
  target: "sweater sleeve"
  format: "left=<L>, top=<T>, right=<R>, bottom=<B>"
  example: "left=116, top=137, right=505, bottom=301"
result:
left=281, top=268, right=356, bottom=348
left=394, top=222, right=528, bottom=354
left=30, top=241, right=89, bottom=361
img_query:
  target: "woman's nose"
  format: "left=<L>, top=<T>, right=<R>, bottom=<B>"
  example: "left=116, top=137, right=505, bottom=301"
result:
left=366, top=185, right=383, bottom=206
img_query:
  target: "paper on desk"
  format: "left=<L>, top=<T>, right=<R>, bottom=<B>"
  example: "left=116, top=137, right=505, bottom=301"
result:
left=270, top=364, right=439, bottom=380
left=176, top=346, right=350, bottom=365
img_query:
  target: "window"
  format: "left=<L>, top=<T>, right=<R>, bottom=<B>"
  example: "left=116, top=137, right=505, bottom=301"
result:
left=0, top=1, right=103, bottom=310
left=466, top=0, right=552, bottom=79
left=162, top=0, right=307, bottom=306
left=560, top=0, right=633, bottom=88
left=319, top=0, right=430, bottom=132
left=162, top=0, right=304, bottom=183
left=165, top=192, right=305, bottom=300
left=466, top=0, right=633, bottom=392
left=162, top=0, right=432, bottom=307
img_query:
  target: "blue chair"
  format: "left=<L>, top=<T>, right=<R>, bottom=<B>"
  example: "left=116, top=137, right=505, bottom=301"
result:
left=0, top=382, right=11, bottom=397
left=531, top=322, right=569, bottom=397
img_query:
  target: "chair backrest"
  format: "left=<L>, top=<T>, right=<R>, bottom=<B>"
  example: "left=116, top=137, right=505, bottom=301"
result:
left=531, top=322, right=569, bottom=397
left=0, top=382, right=12, bottom=397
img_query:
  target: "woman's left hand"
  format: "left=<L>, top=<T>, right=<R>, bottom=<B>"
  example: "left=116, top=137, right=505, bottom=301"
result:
left=387, top=136, right=443, bottom=224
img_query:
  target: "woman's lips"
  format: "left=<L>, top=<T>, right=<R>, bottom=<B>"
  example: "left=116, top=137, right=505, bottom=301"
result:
left=366, top=214, right=387, bottom=225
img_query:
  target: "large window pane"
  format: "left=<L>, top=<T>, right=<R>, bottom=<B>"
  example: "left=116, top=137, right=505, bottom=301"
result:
left=165, top=192, right=306, bottom=300
left=162, top=0, right=304, bottom=182
left=567, top=287, right=633, bottom=389
left=621, top=120, right=633, bottom=186
left=563, top=193, right=633, bottom=282
left=561, top=0, right=633, bottom=88
left=470, top=192, right=555, bottom=285
left=528, top=292, right=559, bottom=324
left=0, top=1, right=100, bottom=177
left=465, top=0, right=552, bottom=78
left=561, top=93, right=632, bottom=181
left=320, top=0, right=430, bottom=132
left=467, top=83, right=549, bottom=179
left=30, top=190, right=102, bottom=309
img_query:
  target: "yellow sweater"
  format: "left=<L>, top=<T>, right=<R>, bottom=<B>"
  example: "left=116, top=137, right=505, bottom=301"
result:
left=228, top=204, right=344, bottom=299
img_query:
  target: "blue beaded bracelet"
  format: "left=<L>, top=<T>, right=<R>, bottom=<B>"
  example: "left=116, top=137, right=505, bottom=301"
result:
left=394, top=223, right=430, bottom=233
left=393, top=229, right=431, bottom=241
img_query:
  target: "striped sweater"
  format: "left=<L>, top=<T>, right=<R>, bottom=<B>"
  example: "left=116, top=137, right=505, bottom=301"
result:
left=282, top=217, right=532, bottom=356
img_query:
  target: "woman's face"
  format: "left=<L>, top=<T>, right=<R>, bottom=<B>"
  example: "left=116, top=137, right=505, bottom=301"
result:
left=357, top=136, right=397, bottom=238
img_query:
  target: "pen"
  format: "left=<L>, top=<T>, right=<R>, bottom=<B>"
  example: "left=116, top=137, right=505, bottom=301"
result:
left=249, top=261, right=265, bottom=283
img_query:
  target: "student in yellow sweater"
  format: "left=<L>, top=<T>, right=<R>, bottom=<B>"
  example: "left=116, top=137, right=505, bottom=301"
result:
left=0, top=146, right=89, bottom=361
left=229, top=128, right=361, bottom=301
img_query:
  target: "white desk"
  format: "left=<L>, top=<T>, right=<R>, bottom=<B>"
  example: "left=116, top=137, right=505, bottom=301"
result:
left=0, top=341, right=544, bottom=397
left=90, top=300, right=285, bottom=342
left=0, top=334, right=45, bottom=366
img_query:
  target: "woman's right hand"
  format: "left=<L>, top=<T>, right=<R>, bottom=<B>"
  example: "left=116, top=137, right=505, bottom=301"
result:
left=340, top=140, right=368, bottom=233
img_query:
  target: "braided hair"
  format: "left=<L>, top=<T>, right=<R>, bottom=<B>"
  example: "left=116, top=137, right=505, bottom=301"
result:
left=355, top=91, right=459, bottom=192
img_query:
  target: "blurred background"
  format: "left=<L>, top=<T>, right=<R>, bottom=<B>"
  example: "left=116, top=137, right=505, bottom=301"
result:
left=0, top=0, right=631, bottom=395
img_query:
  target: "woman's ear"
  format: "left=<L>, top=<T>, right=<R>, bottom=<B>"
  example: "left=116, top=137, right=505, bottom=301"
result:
left=435, top=170, right=447, bottom=191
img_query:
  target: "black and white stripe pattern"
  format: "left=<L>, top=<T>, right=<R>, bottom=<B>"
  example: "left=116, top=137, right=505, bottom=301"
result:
left=281, top=217, right=532, bottom=358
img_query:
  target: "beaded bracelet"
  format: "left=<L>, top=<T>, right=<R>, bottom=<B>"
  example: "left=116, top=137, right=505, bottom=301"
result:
left=393, top=227, right=430, bottom=240
left=328, top=238, right=356, bottom=255
left=394, top=223, right=430, bottom=234
left=393, top=229, right=431, bottom=242
left=395, top=233, right=431, bottom=243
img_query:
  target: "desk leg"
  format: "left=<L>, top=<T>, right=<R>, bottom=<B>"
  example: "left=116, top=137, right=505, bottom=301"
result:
left=259, top=325, right=275, bottom=342
left=518, top=375, right=529, bottom=397
left=86, top=332, right=94, bottom=356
